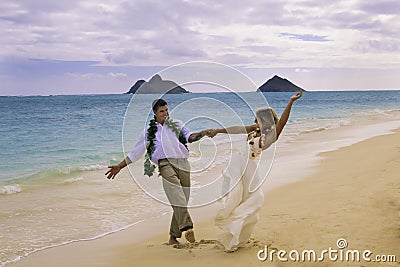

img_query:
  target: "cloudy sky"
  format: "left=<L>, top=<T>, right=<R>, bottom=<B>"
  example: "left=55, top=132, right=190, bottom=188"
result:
left=1, top=0, right=399, bottom=95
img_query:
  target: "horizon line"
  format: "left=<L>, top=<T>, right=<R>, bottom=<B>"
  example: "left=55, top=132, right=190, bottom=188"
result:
left=1, top=88, right=400, bottom=97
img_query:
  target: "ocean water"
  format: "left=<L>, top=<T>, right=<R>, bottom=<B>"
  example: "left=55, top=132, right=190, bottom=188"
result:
left=1, top=91, right=400, bottom=265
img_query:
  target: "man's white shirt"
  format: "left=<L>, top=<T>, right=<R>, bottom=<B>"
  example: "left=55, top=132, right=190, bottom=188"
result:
left=127, top=120, right=192, bottom=164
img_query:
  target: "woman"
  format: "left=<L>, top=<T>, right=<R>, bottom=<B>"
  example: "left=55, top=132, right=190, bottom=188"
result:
left=208, top=90, right=302, bottom=251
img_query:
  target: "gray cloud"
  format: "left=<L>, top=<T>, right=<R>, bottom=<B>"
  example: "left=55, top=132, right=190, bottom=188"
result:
left=354, top=39, right=400, bottom=53
left=240, top=1, right=295, bottom=26
left=239, top=44, right=283, bottom=54
left=1, top=0, right=399, bottom=68
left=358, top=0, right=400, bottom=15
left=104, top=49, right=151, bottom=65
left=0, top=1, right=80, bottom=25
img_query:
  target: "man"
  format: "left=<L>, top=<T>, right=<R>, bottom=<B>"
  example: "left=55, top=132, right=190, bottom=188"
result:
left=106, top=98, right=208, bottom=245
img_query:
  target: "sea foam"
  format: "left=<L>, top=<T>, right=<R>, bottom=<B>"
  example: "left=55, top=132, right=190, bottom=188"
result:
left=0, top=184, right=22, bottom=195
left=63, top=177, right=84, bottom=184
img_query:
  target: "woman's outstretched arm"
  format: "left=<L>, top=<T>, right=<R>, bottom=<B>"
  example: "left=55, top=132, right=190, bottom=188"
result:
left=209, top=124, right=257, bottom=136
left=206, top=90, right=302, bottom=138
left=275, top=90, right=302, bottom=138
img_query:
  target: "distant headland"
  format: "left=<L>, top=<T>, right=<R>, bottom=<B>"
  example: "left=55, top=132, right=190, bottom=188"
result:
left=126, top=74, right=305, bottom=94
left=126, top=74, right=190, bottom=94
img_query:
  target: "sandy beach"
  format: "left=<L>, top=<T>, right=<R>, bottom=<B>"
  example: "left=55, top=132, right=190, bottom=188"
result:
left=10, top=127, right=400, bottom=267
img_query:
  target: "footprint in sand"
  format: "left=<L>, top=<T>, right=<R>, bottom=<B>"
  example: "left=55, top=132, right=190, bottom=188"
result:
left=171, top=239, right=224, bottom=250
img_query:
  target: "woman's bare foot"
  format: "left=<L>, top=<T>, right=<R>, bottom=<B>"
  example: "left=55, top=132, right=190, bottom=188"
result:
left=185, top=229, right=195, bottom=243
left=168, top=236, right=180, bottom=245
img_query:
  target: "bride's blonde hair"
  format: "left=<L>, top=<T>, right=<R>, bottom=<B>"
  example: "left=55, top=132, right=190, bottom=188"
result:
left=255, top=107, right=279, bottom=132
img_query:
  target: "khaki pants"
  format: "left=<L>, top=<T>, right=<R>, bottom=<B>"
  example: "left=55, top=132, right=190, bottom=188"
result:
left=158, top=158, right=193, bottom=238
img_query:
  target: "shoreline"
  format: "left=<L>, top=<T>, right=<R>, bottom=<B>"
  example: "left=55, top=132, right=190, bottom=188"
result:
left=9, top=125, right=400, bottom=267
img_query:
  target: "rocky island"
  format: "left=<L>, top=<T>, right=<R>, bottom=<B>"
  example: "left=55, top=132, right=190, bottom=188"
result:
left=127, top=74, right=304, bottom=94
left=126, top=74, right=190, bottom=94
left=258, top=75, right=306, bottom=92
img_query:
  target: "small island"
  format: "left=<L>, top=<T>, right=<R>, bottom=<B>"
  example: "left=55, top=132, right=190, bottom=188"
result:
left=258, top=75, right=306, bottom=92
left=127, top=74, right=305, bottom=94
left=126, top=74, right=190, bottom=94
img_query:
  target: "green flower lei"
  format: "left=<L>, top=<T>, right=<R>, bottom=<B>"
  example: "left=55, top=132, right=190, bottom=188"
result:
left=144, top=116, right=188, bottom=177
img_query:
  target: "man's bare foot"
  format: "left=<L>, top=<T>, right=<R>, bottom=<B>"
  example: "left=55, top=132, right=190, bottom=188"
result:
left=185, top=229, right=195, bottom=243
left=168, top=236, right=180, bottom=245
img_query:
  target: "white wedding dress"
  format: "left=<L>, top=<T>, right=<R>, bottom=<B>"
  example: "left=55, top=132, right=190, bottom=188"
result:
left=214, top=136, right=266, bottom=252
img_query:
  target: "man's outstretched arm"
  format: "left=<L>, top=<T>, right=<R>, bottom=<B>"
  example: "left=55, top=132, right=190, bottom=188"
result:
left=105, top=157, right=132, bottom=179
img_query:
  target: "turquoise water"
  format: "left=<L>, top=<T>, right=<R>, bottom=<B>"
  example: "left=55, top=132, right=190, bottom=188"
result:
left=1, top=91, right=400, bottom=202
left=0, top=91, right=400, bottom=265
left=0, top=94, right=128, bottom=183
left=1, top=91, right=399, bottom=184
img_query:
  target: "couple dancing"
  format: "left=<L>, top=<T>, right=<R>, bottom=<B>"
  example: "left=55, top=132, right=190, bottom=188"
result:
left=106, top=90, right=302, bottom=251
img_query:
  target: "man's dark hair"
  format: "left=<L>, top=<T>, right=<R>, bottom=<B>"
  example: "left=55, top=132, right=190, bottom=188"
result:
left=152, top=98, right=168, bottom=113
